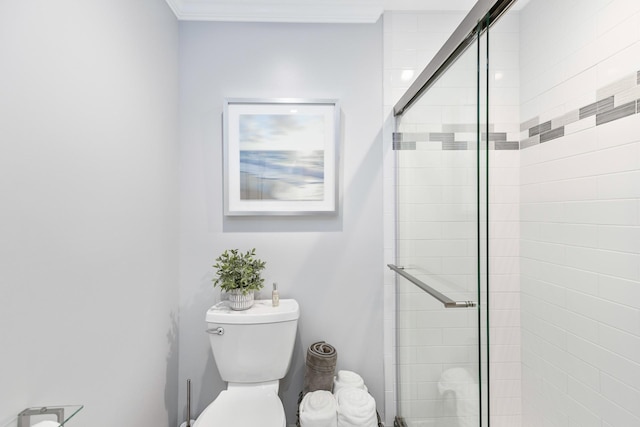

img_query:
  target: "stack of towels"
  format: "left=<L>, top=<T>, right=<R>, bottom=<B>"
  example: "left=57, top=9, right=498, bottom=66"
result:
left=299, top=370, right=377, bottom=427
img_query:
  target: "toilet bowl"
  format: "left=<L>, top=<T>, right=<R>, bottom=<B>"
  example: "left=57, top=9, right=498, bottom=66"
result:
left=194, top=382, right=285, bottom=427
left=194, top=299, right=299, bottom=427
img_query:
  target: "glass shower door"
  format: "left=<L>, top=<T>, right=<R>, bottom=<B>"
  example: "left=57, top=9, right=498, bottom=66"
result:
left=393, top=24, right=487, bottom=427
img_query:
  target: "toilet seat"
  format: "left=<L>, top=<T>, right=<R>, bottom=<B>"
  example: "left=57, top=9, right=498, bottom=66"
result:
left=193, top=387, right=285, bottom=427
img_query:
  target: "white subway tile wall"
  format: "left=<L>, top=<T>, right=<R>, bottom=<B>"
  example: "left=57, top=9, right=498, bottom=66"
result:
left=519, top=0, right=640, bottom=426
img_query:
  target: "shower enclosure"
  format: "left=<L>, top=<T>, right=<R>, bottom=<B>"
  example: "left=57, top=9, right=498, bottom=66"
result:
left=389, top=0, right=640, bottom=426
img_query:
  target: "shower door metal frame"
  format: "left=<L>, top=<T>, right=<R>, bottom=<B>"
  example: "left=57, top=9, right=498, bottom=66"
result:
left=391, top=1, right=519, bottom=426
left=393, top=0, right=516, bottom=117
left=392, top=27, right=485, bottom=426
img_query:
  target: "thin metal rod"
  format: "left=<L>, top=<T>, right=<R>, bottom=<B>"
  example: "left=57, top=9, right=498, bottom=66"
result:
left=393, top=0, right=516, bottom=117
left=387, top=264, right=476, bottom=308
left=186, top=379, right=191, bottom=427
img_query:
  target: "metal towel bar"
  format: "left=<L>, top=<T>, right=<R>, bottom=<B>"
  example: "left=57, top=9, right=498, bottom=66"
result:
left=387, top=264, right=476, bottom=308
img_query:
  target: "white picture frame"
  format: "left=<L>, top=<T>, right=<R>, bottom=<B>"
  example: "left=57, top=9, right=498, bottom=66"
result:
left=223, top=98, right=340, bottom=216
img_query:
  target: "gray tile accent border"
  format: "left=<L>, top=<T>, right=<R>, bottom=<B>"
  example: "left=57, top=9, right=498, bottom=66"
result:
left=520, top=135, right=540, bottom=149
left=520, top=116, right=539, bottom=132
left=429, top=132, right=455, bottom=143
left=578, top=99, right=599, bottom=119
left=596, top=101, right=637, bottom=126
left=529, top=121, right=551, bottom=137
left=482, top=132, right=507, bottom=141
left=520, top=69, right=640, bottom=149
left=395, top=69, right=640, bottom=152
left=495, top=141, right=520, bottom=150
left=393, top=140, right=416, bottom=150
left=442, top=141, right=468, bottom=150
left=540, top=127, right=565, bottom=143
left=579, top=96, right=615, bottom=119
left=396, top=132, right=430, bottom=142
left=392, top=132, right=418, bottom=150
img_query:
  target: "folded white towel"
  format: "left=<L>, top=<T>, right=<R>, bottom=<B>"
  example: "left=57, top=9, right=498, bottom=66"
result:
left=299, top=390, right=338, bottom=427
left=335, top=388, right=377, bottom=427
left=31, top=421, right=61, bottom=427
left=332, top=370, right=367, bottom=395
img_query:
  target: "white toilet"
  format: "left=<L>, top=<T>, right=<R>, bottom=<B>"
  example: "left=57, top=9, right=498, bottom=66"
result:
left=194, top=299, right=300, bottom=427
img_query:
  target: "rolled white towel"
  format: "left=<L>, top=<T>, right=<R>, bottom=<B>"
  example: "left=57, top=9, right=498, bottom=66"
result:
left=335, top=388, right=377, bottom=427
left=332, top=370, right=367, bottom=395
left=299, top=390, right=338, bottom=427
left=438, top=368, right=479, bottom=427
left=454, top=384, right=480, bottom=427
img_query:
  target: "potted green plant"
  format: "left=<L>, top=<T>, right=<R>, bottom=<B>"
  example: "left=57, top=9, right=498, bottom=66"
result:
left=212, top=248, right=266, bottom=310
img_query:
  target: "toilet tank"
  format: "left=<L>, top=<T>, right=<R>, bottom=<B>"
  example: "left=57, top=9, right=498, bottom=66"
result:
left=206, top=299, right=299, bottom=383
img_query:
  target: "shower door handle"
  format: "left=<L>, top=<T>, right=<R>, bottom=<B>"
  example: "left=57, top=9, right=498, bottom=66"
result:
left=388, top=264, right=477, bottom=308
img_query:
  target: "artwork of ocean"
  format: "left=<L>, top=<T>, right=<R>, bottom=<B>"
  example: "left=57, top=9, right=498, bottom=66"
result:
left=239, top=113, right=326, bottom=201
left=240, top=150, right=324, bottom=200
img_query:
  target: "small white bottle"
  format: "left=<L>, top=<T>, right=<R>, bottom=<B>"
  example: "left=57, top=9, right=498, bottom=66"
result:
left=272, top=282, right=279, bottom=307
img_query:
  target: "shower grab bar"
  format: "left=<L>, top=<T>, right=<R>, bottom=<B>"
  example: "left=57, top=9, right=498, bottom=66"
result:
left=387, top=264, right=476, bottom=308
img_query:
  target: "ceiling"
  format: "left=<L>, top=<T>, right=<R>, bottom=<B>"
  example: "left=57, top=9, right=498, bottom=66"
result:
left=164, top=0, right=478, bottom=23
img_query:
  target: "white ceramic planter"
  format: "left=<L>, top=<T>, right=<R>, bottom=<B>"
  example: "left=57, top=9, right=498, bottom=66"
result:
left=228, top=289, right=254, bottom=310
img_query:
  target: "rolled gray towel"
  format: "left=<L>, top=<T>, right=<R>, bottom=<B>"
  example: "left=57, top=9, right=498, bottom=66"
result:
left=303, top=341, right=338, bottom=395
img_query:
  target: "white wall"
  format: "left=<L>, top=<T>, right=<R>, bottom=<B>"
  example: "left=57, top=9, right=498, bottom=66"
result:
left=178, top=21, right=384, bottom=424
left=519, top=0, right=640, bottom=425
left=0, top=1, right=180, bottom=426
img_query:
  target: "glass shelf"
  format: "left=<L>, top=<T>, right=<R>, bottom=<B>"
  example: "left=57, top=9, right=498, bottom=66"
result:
left=1, top=405, right=83, bottom=427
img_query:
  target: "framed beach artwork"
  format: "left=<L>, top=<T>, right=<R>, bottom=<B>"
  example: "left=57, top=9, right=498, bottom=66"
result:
left=223, top=99, right=340, bottom=216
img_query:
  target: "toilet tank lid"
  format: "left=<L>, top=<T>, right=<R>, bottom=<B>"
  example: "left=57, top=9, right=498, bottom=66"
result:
left=206, top=299, right=299, bottom=324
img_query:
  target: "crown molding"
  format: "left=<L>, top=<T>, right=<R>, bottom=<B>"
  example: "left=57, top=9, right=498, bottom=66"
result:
left=167, top=0, right=384, bottom=23
left=383, top=0, right=476, bottom=11
left=164, top=0, right=182, bottom=18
